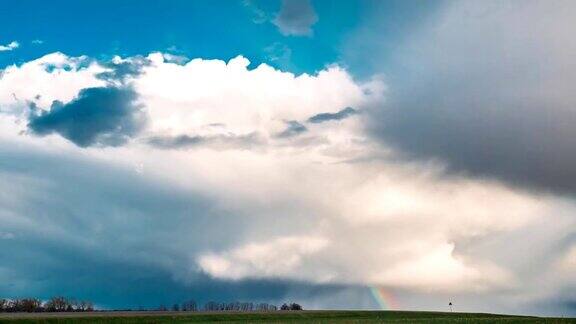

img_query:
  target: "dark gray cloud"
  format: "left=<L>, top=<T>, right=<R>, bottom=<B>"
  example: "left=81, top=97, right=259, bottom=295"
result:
left=373, top=86, right=576, bottom=194
left=273, top=0, right=318, bottom=36
left=529, top=292, right=576, bottom=317
left=276, top=120, right=307, bottom=138
left=28, top=86, right=146, bottom=147
left=147, top=132, right=263, bottom=150
left=366, top=1, right=576, bottom=194
left=96, top=56, right=151, bottom=83
left=148, top=134, right=203, bottom=148
left=307, top=107, right=358, bottom=124
left=0, top=143, right=375, bottom=310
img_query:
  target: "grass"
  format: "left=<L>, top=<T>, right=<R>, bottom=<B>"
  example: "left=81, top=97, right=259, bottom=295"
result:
left=0, top=310, right=574, bottom=323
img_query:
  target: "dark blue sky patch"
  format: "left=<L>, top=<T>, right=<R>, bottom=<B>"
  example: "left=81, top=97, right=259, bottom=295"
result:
left=28, top=87, right=146, bottom=147
left=307, top=107, right=358, bottom=124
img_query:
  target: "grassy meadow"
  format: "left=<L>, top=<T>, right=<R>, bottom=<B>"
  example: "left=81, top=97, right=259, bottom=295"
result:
left=1, top=310, right=575, bottom=323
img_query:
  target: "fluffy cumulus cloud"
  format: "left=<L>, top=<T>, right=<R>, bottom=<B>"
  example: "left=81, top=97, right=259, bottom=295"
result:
left=0, top=38, right=575, bottom=315
left=199, top=236, right=329, bottom=281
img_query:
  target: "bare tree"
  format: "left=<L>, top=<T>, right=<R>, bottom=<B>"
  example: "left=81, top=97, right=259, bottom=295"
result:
left=45, top=296, right=70, bottom=312
left=181, top=299, right=197, bottom=312
left=0, top=299, right=7, bottom=312
left=0, top=296, right=93, bottom=313
left=21, top=298, right=41, bottom=312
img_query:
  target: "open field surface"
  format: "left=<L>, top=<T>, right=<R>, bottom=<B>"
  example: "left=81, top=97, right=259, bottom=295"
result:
left=1, top=311, right=575, bottom=323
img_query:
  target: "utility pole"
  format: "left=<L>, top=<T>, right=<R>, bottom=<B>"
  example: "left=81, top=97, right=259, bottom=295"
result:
left=449, top=302, right=453, bottom=312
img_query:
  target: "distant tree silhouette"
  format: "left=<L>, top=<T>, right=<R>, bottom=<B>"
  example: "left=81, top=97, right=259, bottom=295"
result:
left=256, top=302, right=276, bottom=311
left=45, top=296, right=70, bottom=312
left=204, top=301, right=216, bottom=311
left=181, top=299, right=197, bottom=312
left=0, top=296, right=296, bottom=314
left=77, top=301, right=94, bottom=312
left=0, top=299, right=7, bottom=312
left=0, top=296, right=94, bottom=313
left=289, top=303, right=302, bottom=310
left=20, top=298, right=41, bottom=312
left=280, top=303, right=302, bottom=311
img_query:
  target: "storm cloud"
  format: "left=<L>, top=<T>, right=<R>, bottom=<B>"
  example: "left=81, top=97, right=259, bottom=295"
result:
left=28, top=86, right=146, bottom=147
left=367, top=0, right=576, bottom=194
left=0, top=143, right=376, bottom=310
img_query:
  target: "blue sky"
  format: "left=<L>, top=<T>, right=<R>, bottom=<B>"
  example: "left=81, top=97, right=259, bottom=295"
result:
left=1, top=0, right=576, bottom=316
left=0, top=0, right=436, bottom=74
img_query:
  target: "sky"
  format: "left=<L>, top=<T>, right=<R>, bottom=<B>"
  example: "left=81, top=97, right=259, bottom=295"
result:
left=1, top=0, right=575, bottom=316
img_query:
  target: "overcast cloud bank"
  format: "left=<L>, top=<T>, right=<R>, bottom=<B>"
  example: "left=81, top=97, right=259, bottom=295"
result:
left=1, top=0, right=575, bottom=315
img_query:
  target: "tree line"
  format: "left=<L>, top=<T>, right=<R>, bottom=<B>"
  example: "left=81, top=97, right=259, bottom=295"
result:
left=1, top=297, right=302, bottom=313
left=160, top=300, right=302, bottom=312
left=0, top=297, right=93, bottom=313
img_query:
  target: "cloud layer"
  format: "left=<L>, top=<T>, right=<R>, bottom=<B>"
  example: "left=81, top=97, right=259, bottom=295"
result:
left=1, top=37, right=575, bottom=314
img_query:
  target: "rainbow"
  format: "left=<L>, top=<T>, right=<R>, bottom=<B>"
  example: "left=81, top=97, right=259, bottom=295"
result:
left=369, top=286, right=399, bottom=310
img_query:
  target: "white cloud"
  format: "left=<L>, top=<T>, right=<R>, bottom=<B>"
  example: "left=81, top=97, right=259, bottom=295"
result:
left=556, top=244, right=576, bottom=276
left=0, top=50, right=574, bottom=313
left=368, top=242, right=513, bottom=292
left=0, top=41, right=19, bottom=52
left=0, top=52, right=104, bottom=116
left=199, top=236, right=329, bottom=281
left=136, top=53, right=376, bottom=138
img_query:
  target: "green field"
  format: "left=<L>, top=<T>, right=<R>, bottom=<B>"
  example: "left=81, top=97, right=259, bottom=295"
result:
left=1, top=311, right=575, bottom=324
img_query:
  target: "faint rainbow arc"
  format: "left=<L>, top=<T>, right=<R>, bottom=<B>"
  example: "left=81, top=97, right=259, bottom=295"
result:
left=369, top=286, right=400, bottom=310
